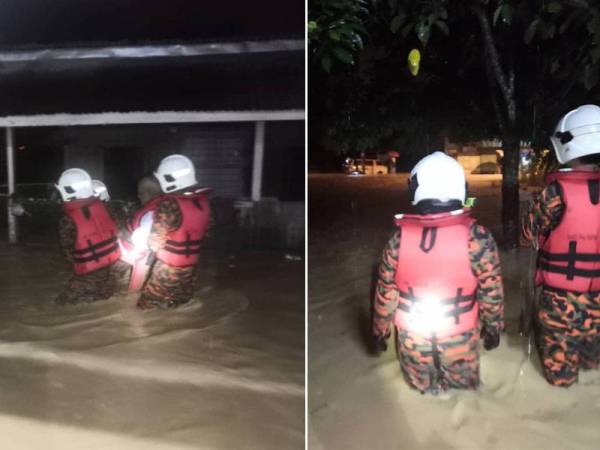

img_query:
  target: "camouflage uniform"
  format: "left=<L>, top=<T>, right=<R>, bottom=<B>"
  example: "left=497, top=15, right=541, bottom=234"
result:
left=373, top=223, right=504, bottom=393
left=56, top=214, right=116, bottom=305
left=522, top=182, right=600, bottom=386
left=136, top=197, right=196, bottom=310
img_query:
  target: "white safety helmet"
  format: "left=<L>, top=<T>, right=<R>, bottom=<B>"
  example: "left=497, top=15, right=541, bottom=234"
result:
left=154, top=154, right=197, bottom=193
left=55, top=168, right=94, bottom=202
left=92, top=179, right=110, bottom=202
left=551, top=104, right=600, bottom=164
left=409, top=151, right=466, bottom=205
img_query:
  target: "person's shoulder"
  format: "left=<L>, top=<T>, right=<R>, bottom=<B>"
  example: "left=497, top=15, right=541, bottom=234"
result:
left=541, top=179, right=562, bottom=200
left=468, top=221, right=497, bottom=244
left=155, top=196, right=179, bottom=211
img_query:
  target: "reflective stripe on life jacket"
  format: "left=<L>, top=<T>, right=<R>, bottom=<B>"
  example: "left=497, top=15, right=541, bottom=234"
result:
left=537, top=170, right=600, bottom=292
left=63, top=197, right=121, bottom=275
left=156, top=192, right=210, bottom=267
left=393, top=209, right=479, bottom=338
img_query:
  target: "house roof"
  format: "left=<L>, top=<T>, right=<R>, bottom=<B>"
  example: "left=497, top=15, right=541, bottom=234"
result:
left=0, top=1, right=304, bottom=116
left=0, top=42, right=304, bottom=115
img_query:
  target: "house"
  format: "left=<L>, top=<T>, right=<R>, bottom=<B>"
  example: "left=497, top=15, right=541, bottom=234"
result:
left=0, top=9, right=304, bottom=251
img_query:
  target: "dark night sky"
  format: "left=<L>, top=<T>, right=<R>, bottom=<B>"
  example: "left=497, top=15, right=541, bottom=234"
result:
left=0, top=0, right=304, bottom=46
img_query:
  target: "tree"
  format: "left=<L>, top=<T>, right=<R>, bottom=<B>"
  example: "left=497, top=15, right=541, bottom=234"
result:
left=309, top=0, right=600, bottom=247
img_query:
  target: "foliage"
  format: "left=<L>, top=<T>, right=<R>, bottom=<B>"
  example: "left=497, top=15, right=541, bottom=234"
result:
left=309, top=0, right=600, bottom=158
left=308, top=0, right=370, bottom=73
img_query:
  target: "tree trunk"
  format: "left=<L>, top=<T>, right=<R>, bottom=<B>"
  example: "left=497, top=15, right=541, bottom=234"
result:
left=501, top=133, right=520, bottom=248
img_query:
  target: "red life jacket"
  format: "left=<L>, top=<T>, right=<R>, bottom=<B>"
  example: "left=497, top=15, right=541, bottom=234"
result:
left=63, top=197, right=121, bottom=275
left=156, top=193, right=211, bottom=267
left=128, top=196, right=163, bottom=232
left=393, top=210, right=479, bottom=338
left=537, top=170, right=600, bottom=292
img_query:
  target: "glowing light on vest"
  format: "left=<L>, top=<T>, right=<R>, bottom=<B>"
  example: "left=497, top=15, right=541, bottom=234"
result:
left=119, top=211, right=153, bottom=264
left=408, top=295, right=450, bottom=336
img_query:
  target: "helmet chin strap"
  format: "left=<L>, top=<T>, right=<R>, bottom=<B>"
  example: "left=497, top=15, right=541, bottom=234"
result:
left=415, top=199, right=463, bottom=214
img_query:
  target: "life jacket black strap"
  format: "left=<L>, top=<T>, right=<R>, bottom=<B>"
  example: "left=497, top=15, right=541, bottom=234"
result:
left=397, top=288, right=476, bottom=319
left=73, top=243, right=119, bottom=263
left=163, top=246, right=201, bottom=256
left=163, top=233, right=201, bottom=258
left=419, top=227, right=437, bottom=253
left=539, top=250, right=600, bottom=262
left=398, top=288, right=474, bottom=305
left=538, top=261, right=600, bottom=279
left=539, top=240, right=600, bottom=280
left=72, top=235, right=118, bottom=255
left=165, top=239, right=202, bottom=247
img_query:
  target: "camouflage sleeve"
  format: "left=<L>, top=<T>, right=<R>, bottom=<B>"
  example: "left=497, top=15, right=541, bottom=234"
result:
left=521, top=182, right=564, bottom=247
left=147, top=198, right=181, bottom=252
left=372, top=230, right=401, bottom=338
left=58, top=215, right=76, bottom=262
left=469, top=223, right=504, bottom=334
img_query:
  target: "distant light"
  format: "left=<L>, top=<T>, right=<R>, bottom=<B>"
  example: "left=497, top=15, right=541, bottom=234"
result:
left=18, top=145, right=25, bottom=151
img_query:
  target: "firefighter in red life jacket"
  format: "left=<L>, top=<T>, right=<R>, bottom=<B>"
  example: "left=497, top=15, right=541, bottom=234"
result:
left=522, top=104, right=600, bottom=387
left=136, top=154, right=211, bottom=310
left=55, top=169, right=121, bottom=305
left=372, top=152, right=505, bottom=394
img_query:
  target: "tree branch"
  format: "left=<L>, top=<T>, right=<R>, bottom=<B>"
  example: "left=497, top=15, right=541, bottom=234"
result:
left=483, top=48, right=507, bottom=135
left=471, top=2, right=512, bottom=107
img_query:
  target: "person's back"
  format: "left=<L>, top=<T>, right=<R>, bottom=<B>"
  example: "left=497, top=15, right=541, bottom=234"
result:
left=137, top=155, right=211, bottom=310
left=373, top=152, right=504, bottom=394
left=522, top=104, right=600, bottom=387
left=55, top=169, right=120, bottom=305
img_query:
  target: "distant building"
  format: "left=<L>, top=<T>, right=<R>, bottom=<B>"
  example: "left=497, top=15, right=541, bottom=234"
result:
left=445, top=139, right=532, bottom=174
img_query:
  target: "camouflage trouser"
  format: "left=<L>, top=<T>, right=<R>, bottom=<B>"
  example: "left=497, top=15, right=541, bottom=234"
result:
left=536, top=288, right=600, bottom=387
left=397, top=327, right=480, bottom=394
left=137, top=260, right=195, bottom=310
left=55, top=266, right=115, bottom=305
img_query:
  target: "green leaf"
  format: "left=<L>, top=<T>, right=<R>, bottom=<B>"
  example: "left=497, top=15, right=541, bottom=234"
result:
left=321, top=54, right=332, bottom=73
left=434, top=20, right=449, bottom=36
left=332, top=46, right=354, bottom=64
left=524, top=19, right=539, bottom=44
left=390, top=13, right=406, bottom=34
left=329, top=30, right=341, bottom=41
left=416, top=22, right=431, bottom=46
left=494, top=4, right=514, bottom=26
left=501, top=4, right=513, bottom=25
left=545, top=1, right=562, bottom=14
left=352, top=32, right=364, bottom=50
left=493, top=5, right=502, bottom=26
left=308, top=21, right=317, bottom=34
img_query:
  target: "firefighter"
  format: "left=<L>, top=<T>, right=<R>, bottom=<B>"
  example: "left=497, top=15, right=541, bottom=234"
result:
left=372, top=151, right=504, bottom=394
left=114, top=175, right=164, bottom=292
left=92, top=179, right=110, bottom=202
left=55, top=169, right=121, bottom=305
left=136, top=154, right=211, bottom=310
left=522, top=104, right=600, bottom=387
